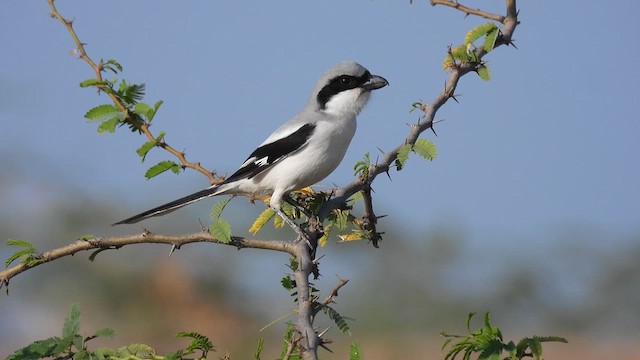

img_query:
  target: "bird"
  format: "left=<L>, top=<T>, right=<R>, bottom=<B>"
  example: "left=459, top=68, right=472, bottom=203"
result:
left=113, top=61, right=388, bottom=239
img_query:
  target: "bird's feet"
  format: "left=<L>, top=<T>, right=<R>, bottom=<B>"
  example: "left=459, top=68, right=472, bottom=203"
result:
left=272, top=206, right=314, bottom=249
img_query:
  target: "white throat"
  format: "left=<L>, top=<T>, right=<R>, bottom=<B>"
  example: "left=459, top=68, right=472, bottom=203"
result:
left=322, top=88, right=371, bottom=117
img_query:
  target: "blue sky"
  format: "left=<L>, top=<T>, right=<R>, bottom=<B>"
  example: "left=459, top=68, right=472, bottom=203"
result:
left=2, top=1, right=638, bottom=247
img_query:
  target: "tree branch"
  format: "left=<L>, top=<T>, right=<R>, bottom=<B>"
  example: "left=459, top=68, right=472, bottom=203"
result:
left=317, top=0, right=519, bottom=229
left=430, top=0, right=506, bottom=23
left=47, top=0, right=222, bottom=185
left=1, top=231, right=292, bottom=291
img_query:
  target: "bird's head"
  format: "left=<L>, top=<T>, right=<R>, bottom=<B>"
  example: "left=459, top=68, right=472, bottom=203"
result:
left=311, top=61, right=388, bottom=117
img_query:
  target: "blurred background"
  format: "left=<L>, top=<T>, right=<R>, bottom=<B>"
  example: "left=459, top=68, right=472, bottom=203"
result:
left=1, top=1, right=639, bottom=359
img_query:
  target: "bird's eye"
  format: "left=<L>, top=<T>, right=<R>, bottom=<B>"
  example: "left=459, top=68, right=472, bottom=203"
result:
left=340, top=77, right=354, bottom=86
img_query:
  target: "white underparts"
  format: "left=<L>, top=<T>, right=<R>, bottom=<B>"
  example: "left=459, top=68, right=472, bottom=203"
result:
left=322, top=88, right=371, bottom=117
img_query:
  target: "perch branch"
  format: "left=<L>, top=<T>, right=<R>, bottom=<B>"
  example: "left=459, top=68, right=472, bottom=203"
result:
left=1, top=231, right=292, bottom=291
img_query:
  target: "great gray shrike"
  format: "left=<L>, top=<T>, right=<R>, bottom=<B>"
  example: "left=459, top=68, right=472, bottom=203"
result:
left=114, top=61, right=388, bottom=237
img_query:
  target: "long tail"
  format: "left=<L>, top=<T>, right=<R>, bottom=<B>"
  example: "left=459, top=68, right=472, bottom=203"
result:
left=113, top=185, right=221, bottom=225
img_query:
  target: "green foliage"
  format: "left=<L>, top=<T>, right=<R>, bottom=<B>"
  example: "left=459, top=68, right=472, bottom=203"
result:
left=145, top=160, right=182, bottom=179
left=277, top=323, right=301, bottom=360
left=464, top=22, right=498, bottom=46
left=84, top=104, right=125, bottom=134
left=323, top=305, right=352, bottom=335
left=396, top=138, right=437, bottom=171
left=477, top=65, right=491, bottom=81
left=443, top=22, right=500, bottom=81
left=254, top=337, right=264, bottom=360
left=7, top=304, right=218, bottom=360
left=413, top=138, right=438, bottom=161
left=483, top=28, right=500, bottom=52
left=395, top=143, right=412, bottom=170
left=137, top=131, right=167, bottom=163
left=170, top=332, right=215, bottom=359
left=281, top=274, right=296, bottom=290
left=102, top=58, right=123, bottom=74
left=5, top=239, right=39, bottom=268
left=353, top=152, right=371, bottom=178
left=84, top=104, right=121, bottom=123
left=209, top=198, right=232, bottom=243
left=441, top=312, right=567, bottom=360
left=350, top=343, right=363, bottom=360
left=7, top=303, right=114, bottom=360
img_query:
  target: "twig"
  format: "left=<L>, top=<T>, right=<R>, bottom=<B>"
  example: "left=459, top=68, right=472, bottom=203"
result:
left=1, top=232, right=292, bottom=290
left=431, top=0, right=505, bottom=23
left=312, top=278, right=349, bottom=317
left=47, top=0, right=221, bottom=185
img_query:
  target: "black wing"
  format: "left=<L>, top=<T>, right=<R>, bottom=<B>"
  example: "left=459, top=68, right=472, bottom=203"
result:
left=224, top=123, right=316, bottom=183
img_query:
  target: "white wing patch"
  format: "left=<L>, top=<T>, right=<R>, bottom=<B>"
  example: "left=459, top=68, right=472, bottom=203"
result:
left=255, top=156, right=269, bottom=167
left=240, top=156, right=257, bottom=168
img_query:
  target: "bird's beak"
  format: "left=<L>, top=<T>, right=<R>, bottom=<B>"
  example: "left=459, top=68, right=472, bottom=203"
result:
left=362, top=74, right=389, bottom=91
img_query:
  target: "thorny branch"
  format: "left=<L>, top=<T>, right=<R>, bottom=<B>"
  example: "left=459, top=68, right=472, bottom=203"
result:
left=430, top=0, right=506, bottom=23
left=317, top=0, right=519, bottom=230
left=0, top=231, right=292, bottom=291
left=47, top=0, right=222, bottom=185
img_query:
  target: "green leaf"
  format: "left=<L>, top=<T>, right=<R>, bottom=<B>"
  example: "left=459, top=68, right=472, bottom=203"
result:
left=176, top=332, right=215, bottom=355
left=62, top=303, right=81, bottom=338
left=79, top=78, right=111, bottom=88
left=350, top=343, right=363, bottom=360
left=209, top=198, right=233, bottom=243
left=144, top=160, right=182, bottom=179
left=141, top=100, right=164, bottom=122
left=478, top=340, right=502, bottom=360
left=97, top=116, right=122, bottom=134
left=334, top=209, right=349, bottom=230
left=323, top=305, right=351, bottom=335
left=465, top=22, right=498, bottom=45
left=254, top=337, right=264, bottom=360
left=88, top=248, right=109, bottom=262
left=348, top=191, right=364, bottom=204
left=249, top=207, right=276, bottom=234
left=117, top=81, right=145, bottom=105
left=530, top=338, right=542, bottom=360
left=353, top=152, right=371, bottom=178
left=477, top=65, right=491, bottom=81
left=6, top=337, right=61, bottom=360
left=395, top=143, right=412, bottom=171
left=117, top=344, right=155, bottom=358
left=413, top=138, right=438, bottom=160
left=536, top=336, right=568, bottom=344
left=451, top=44, right=471, bottom=61
left=277, top=323, right=297, bottom=360
left=136, top=141, right=156, bottom=162
left=133, top=102, right=152, bottom=118
left=210, top=197, right=232, bottom=220
left=483, top=28, right=499, bottom=52
left=210, top=219, right=232, bottom=243
left=5, top=239, right=37, bottom=268
left=93, top=327, right=115, bottom=338
left=84, top=104, right=121, bottom=123
left=466, top=312, right=476, bottom=332
left=79, top=235, right=96, bottom=241
left=104, top=59, right=123, bottom=72
left=281, top=275, right=295, bottom=290
left=93, top=347, right=116, bottom=360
